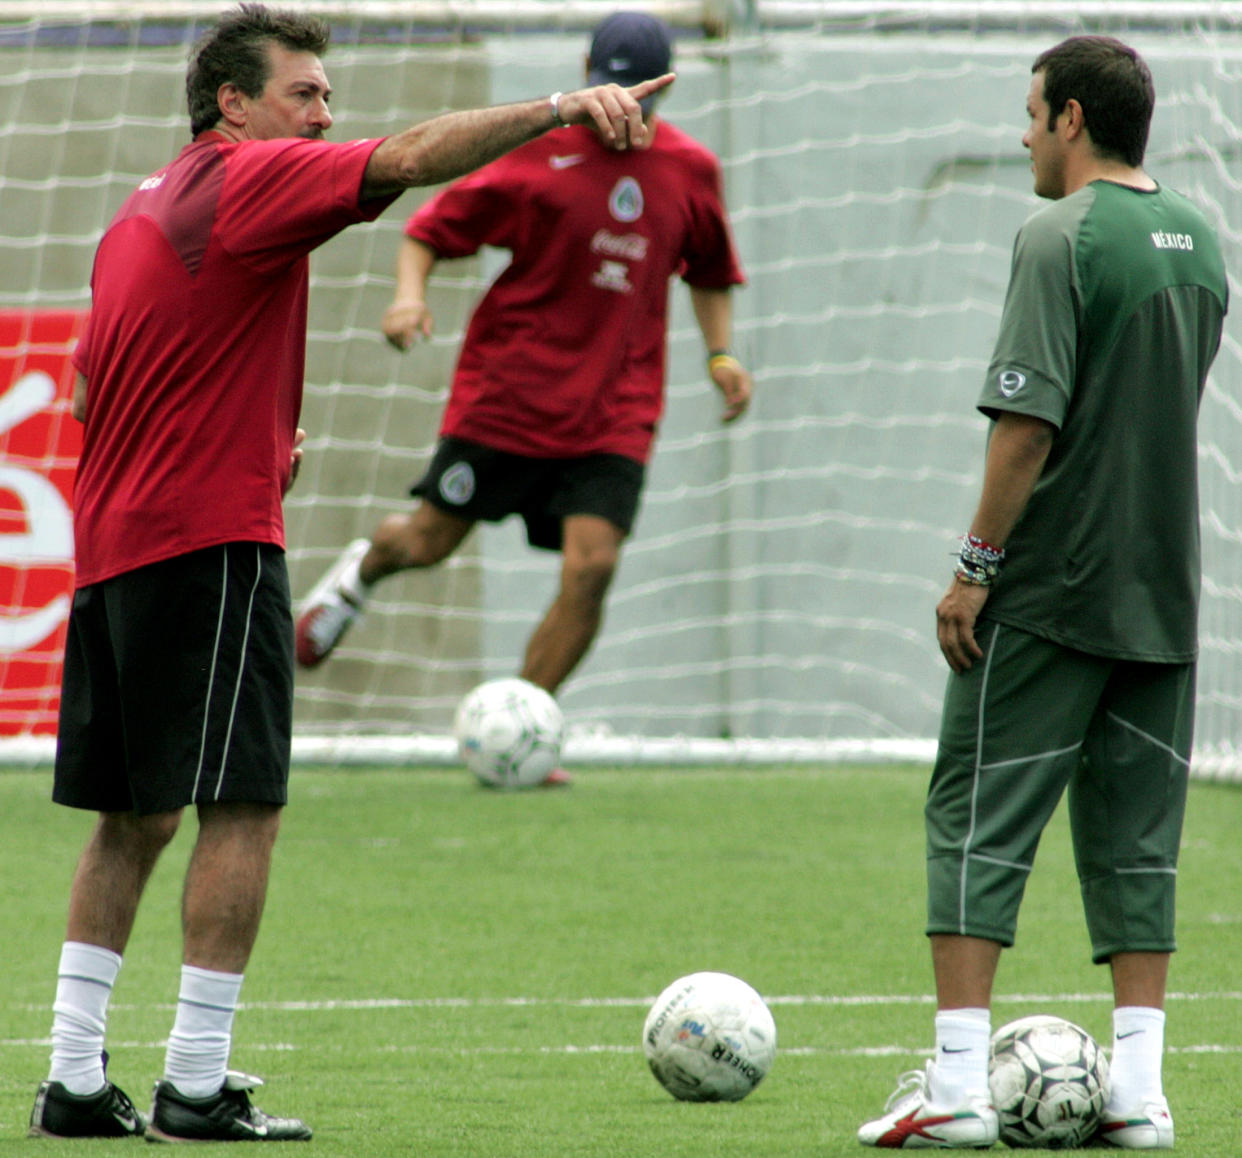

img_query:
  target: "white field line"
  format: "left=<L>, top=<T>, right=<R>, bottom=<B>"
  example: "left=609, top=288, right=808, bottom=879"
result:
left=4, top=1039, right=1241, bottom=1057
left=5, top=991, right=1240, bottom=1056
left=10, top=989, right=1242, bottom=1014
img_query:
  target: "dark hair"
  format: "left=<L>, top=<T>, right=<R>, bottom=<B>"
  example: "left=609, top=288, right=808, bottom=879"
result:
left=187, top=3, right=330, bottom=136
left=1032, top=36, right=1155, bottom=168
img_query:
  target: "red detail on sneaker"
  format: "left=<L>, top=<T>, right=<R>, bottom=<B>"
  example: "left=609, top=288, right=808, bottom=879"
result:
left=540, top=767, right=573, bottom=787
left=294, top=607, right=331, bottom=668
left=877, top=1109, right=960, bottom=1148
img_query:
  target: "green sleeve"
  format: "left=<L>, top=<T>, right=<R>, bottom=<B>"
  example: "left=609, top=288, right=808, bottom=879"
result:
left=977, top=193, right=1090, bottom=428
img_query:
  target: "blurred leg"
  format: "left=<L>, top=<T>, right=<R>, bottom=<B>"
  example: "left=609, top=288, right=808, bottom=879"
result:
left=520, top=514, right=623, bottom=694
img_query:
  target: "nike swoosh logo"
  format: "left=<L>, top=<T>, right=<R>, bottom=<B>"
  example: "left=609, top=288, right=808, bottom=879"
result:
left=1115, top=1029, right=1146, bottom=1040
left=550, top=154, right=585, bottom=170
left=940, top=1045, right=972, bottom=1053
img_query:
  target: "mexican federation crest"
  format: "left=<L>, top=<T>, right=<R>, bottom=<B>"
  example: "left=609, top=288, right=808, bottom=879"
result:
left=608, top=176, right=644, bottom=224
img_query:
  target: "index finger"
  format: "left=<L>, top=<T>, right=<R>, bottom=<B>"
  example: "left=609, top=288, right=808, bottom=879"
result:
left=938, top=628, right=969, bottom=674
left=627, top=72, right=675, bottom=102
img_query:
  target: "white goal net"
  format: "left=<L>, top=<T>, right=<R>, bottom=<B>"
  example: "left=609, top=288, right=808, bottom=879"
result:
left=4, top=1, right=1242, bottom=777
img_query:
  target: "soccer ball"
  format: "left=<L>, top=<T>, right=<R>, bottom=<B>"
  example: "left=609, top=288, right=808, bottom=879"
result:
left=452, top=678, right=564, bottom=789
left=988, top=1014, right=1110, bottom=1149
left=642, top=971, right=777, bottom=1102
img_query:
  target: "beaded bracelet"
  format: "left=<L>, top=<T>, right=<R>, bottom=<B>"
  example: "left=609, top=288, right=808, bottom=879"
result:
left=954, top=533, right=1005, bottom=587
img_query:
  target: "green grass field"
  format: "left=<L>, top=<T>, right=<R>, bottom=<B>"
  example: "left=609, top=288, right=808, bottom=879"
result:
left=1, top=765, right=1239, bottom=1155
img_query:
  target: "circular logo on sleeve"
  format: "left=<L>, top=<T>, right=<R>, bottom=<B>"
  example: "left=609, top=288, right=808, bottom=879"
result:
left=998, top=370, right=1027, bottom=398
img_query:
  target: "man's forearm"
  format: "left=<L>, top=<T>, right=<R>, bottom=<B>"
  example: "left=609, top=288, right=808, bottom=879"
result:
left=361, top=74, right=673, bottom=200
left=393, top=237, right=437, bottom=302
left=363, top=100, right=552, bottom=199
left=969, top=412, right=1056, bottom=546
left=690, top=285, right=734, bottom=352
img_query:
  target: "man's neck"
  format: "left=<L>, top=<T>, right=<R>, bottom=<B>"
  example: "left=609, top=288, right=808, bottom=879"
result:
left=1066, top=157, right=1156, bottom=196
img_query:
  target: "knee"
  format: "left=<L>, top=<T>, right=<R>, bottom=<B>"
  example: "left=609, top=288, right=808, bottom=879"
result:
left=198, top=800, right=283, bottom=837
left=99, top=809, right=182, bottom=864
left=563, top=548, right=618, bottom=604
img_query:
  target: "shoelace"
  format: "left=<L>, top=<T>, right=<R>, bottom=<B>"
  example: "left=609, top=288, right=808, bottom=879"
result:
left=884, top=1067, right=930, bottom=1114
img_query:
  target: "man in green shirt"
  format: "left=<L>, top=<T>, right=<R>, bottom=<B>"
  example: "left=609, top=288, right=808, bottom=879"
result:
left=859, top=36, right=1226, bottom=1150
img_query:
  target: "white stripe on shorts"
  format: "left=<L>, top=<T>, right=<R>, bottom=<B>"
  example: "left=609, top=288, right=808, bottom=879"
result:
left=1106, top=710, right=1192, bottom=768
left=958, top=625, right=1001, bottom=933
left=191, top=551, right=231, bottom=802
left=191, top=545, right=264, bottom=802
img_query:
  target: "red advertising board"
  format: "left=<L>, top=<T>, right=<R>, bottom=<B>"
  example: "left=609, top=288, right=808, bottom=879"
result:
left=0, top=310, right=86, bottom=736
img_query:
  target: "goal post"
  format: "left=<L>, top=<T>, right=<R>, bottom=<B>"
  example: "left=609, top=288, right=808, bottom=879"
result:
left=3, top=2, right=1242, bottom=779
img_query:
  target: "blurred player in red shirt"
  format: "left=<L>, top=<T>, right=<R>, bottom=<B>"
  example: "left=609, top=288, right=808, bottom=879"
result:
left=297, top=13, right=752, bottom=783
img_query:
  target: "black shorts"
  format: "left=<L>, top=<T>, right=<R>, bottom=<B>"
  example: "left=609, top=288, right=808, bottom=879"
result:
left=54, top=543, right=294, bottom=816
left=411, top=436, right=645, bottom=551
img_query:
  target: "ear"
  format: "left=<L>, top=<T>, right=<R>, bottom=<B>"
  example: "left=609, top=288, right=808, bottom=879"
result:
left=1060, top=97, right=1087, bottom=142
left=217, top=82, right=248, bottom=128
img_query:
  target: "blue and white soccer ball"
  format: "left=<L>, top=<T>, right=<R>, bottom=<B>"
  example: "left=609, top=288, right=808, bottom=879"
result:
left=642, top=971, right=777, bottom=1102
left=452, top=678, right=564, bottom=789
left=988, top=1014, right=1110, bottom=1149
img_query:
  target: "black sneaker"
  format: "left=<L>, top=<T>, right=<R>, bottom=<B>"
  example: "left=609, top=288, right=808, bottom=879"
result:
left=29, top=1076, right=146, bottom=1139
left=146, top=1071, right=312, bottom=1143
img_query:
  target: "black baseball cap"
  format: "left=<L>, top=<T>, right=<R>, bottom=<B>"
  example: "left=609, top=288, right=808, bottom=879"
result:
left=587, top=11, right=673, bottom=95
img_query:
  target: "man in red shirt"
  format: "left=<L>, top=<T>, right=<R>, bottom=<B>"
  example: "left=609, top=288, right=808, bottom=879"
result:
left=295, top=13, right=752, bottom=768
left=30, top=2, right=669, bottom=1143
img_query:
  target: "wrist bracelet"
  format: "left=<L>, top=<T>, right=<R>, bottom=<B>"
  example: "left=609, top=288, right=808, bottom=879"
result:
left=953, top=562, right=993, bottom=586
left=954, top=533, right=1006, bottom=587
left=549, top=92, right=568, bottom=128
left=708, top=351, right=741, bottom=372
left=964, top=532, right=1004, bottom=557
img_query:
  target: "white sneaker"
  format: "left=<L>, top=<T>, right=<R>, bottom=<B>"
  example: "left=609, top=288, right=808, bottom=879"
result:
left=857, top=1063, right=998, bottom=1149
left=1095, top=1097, right=1174, bottom=1150
left=295, top=539, right=369, bottom=668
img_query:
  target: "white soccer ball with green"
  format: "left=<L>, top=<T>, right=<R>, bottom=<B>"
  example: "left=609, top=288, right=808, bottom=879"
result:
left=642, top=971, right=777, bottom=1102
left=452, top=678, right=563, bottom=789
left=988, top=1014, right=1110, bottom=1149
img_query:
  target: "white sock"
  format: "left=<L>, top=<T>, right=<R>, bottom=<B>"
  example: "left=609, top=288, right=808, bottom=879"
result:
left=929, top=1008, right=991, bottom=1105
left=163, top=965, right=244, bottom=1098
left=1108, top=1006, right=1166, bottom=1110
left=48, top=941, right=122, bottom=1095
left=338, top=554, right=369, bottom=605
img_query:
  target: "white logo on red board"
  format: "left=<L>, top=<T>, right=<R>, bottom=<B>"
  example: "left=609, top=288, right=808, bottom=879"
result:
left=0, top=310, right=86, bottom=735
left=0, top=371, right=73, bottom=651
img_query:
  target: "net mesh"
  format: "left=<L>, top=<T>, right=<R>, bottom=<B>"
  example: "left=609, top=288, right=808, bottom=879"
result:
left=3, top=2, right=1242, bottom=777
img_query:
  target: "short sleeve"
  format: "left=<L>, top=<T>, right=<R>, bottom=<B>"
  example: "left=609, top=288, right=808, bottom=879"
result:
left=678, top=151, right=745, bottom=289
left=977, top=197, right=1087, bottom=428
left=405, top=161, right=522, bottom=259
left=215, top=137, right=397, bottom=273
